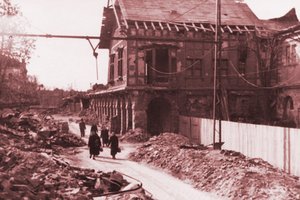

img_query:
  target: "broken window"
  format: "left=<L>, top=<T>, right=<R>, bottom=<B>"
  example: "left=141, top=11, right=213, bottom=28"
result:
left=186, top=58, right=203, bottom=78
left=117, top=48, right=123, bottom=78
left=144, top=46, right=176, bottom=83
left=109, top=54, right=115, bottom=81
left=285, top=44, right=297, bottom=65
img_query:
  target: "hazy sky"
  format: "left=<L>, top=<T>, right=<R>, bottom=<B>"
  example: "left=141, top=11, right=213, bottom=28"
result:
left=9, top=0, right=300, bottom=91
left=12, top=0, right=109, bottom=91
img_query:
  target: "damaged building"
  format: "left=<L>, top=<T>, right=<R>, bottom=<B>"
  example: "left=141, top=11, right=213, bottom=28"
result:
left=262, top=9, right=300, bottom=127
left=88, top=0, right=300, bottom=135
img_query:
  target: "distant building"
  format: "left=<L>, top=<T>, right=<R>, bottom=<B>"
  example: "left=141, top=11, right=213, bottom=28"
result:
left=0, top=56, right=27, bottom=88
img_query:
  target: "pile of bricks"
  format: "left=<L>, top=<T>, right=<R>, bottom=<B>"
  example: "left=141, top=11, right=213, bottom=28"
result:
left=129, top=132, right=300, bottom=200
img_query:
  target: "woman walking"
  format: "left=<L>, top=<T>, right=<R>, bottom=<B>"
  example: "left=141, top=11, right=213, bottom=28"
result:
left=88, top=124, right=101, bottom=159
left=108, top=132, right=119, bottom=159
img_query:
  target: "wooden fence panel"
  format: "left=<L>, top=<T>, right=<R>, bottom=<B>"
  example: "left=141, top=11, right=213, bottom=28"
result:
left=289, top=128, right=300, bottom=177
left=179, top=116, right=300, bottom=177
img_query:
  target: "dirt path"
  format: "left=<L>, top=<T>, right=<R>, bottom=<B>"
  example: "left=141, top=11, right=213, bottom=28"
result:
left=58, top=117, right=224, bottom=200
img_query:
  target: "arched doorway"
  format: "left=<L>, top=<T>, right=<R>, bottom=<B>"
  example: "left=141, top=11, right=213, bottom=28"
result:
left=147, top=97, right=171, bottom=136
left=283, top=95, right=294, bottom=119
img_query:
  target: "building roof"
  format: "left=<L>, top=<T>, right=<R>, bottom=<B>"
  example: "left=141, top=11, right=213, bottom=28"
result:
left=117, top=0, right=262, bottom=26
left=262, top=8, right=300, bottom=31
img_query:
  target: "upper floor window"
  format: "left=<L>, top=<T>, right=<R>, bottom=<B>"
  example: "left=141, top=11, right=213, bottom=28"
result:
left=109, top=54, right=115, bottom=81
left=117, top=48, right=123, bottom=77
left=145, top=47, right=177, bottom=83
left=186, top=58, right=203, bottom=78
left=285, top=44, right=297, bottom=65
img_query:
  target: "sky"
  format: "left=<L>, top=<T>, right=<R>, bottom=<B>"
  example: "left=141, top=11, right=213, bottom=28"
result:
left=8, top=0, right=300, bottom=91
left=11, top=0, right=109, bottom=91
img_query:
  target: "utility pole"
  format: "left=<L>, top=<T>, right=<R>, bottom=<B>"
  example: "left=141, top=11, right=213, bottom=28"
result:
left=213, top=0, right=222, bottom=149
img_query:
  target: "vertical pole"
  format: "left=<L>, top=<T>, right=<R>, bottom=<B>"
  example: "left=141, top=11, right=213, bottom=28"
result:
left=213, top=0, right=222, bottom=149
left=95, top=56, right=99, bottom=80
left=217, top=0, right=222, bottom=146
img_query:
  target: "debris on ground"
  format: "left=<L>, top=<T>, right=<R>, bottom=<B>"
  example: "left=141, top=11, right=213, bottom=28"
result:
left=129, top=132, right=300, bottom=200
left=0, top=109, right=153, bottom=200
left=120, top=128, right=150, bottom=143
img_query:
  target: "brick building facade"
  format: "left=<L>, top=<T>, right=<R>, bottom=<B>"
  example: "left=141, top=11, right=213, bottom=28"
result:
left=88, top=0, right=300, bottom=134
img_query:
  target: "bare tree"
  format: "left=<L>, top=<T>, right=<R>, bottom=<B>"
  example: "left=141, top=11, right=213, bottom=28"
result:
left=0, top=0, right=36, bottom=104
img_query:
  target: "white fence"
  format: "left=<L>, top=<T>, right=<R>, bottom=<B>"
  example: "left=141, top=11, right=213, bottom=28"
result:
left=179, top=116, right=300, bottom=177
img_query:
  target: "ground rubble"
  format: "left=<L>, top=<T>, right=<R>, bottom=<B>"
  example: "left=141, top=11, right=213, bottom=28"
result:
left=120, top=128, right=150, bottom=143
left=129, top=132, right=300, bottom=200
left=0, top=109, right=153, bottom=200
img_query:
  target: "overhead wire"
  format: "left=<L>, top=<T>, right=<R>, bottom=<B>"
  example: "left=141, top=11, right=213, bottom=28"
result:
left=147, top=43, right=299, bottom=89
left=228, top=59, right=299, bottom=89
left=149, top=47, right=214, bottom=75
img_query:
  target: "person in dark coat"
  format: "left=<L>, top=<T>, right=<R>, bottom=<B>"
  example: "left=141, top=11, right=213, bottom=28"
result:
left=88, top=124, right=101, bottom=159
left=90, top=124, right=98, bottom=134
left=79, top=118, right=86, bottom=137
left=108, top=132, right=119, bottom=159
left=100, top=127, right=109, bottom=147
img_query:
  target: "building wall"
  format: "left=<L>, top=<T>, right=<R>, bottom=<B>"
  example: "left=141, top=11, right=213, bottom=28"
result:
left=123, top=30, right=260, bottom=90
left=273, top=36, right=300, bottom=127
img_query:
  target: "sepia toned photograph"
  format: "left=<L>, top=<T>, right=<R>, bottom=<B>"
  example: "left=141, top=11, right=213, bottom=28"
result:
left=0, top=0, right=300, bottom=199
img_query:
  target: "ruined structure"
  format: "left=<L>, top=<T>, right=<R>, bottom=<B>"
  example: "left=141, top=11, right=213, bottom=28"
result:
left=262, top=9, right=300, bottom=127
left=89, top=0, right=292, bottom=135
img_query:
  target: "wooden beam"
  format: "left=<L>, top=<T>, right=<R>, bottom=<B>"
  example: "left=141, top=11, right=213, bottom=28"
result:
left=112, top=4, right=121, bottom=29
left=166, top=23, right=172, bottom=31
left=134, top=21, right=139, bottom=29
left=244, top=26, right=250, bottom=33
left=192, top=23, right=198, bottom=32
left=210, top=24, right=215, bottom=32
left=124, top=19, right=129, bottom=29
left=220, top=26, right=224, bottom=33
left=183, top=23, right=189, bottom=31
left=159, top=22, right=164, bottom=30
left=143, top=22, right=148, bottom=30
left=236, top=25, right=242, bottom=33
left=200, top=23, right=206, bottom=32
left=226, top=25, right=233, bottom=33
left=174, top=24, right=179, bottom=32
left=151, top=22, right=156, bottom=30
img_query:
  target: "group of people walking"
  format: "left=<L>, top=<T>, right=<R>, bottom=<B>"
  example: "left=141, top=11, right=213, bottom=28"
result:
left=79, top=119, right=120, bottom=160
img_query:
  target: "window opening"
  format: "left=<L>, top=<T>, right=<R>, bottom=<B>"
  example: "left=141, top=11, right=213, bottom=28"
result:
left=117, top=48, right=123, bottom=77
left=109, top=54, right=115, bottom=81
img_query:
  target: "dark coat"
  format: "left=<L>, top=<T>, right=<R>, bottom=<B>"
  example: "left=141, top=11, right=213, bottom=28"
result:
left=79, top=121, right=86, bottom=131
left=88, top=133, right=101, bottom=156
left=109, top=135, right=119, bottom=156
left=79, top=121, right=86, bottom=136
left=90, top=125, right=98, bottom=133
left=100, top=129, right=109, bottom=144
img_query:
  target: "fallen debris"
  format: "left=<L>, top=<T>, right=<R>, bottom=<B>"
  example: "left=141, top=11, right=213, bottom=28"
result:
left=129, top=132, right=300, bottom=200
left=120, top=128, right=150, bottom=143
left=0, top=109, right=153, bottom=199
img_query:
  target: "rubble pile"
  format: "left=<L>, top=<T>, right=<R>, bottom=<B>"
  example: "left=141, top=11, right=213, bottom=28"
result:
left=0, top=110, right=153, bottom=200
left=0, top=108, right=86, bottom=152
left=120, top=128, right=150, bottom=143
left=0, top=143, right=147, bottom=199
left=129, top=133, right=300, bottom=200
left=78, top=109, right=99, bottom=125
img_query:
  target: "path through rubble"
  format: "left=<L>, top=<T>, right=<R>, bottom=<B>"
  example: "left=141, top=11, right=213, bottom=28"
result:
left=58, top=116, right=224, bottom=200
